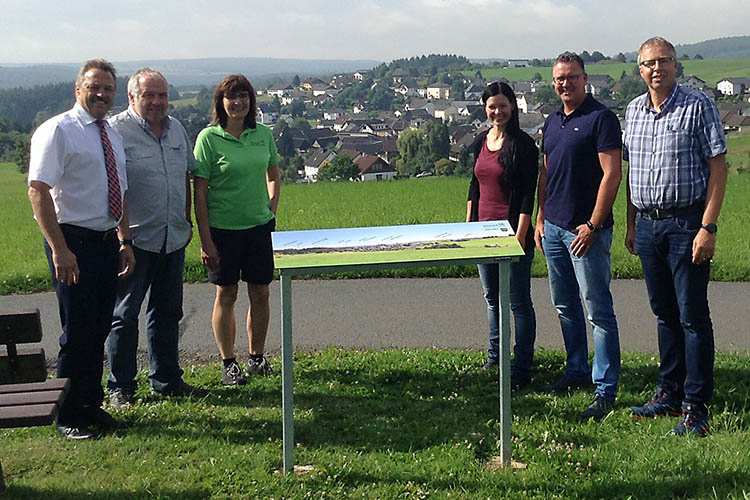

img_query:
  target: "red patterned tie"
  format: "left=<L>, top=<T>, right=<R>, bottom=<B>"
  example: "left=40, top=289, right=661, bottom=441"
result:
left=96, top=120, right=122, bottom=221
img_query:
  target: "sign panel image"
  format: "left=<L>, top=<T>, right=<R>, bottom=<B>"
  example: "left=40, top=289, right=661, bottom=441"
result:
left=272, top=221, right=521, bottom=269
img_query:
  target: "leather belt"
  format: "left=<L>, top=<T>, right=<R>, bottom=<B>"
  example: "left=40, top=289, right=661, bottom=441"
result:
left=60, top=224, right=117, bottom=241
left=639, top=203, right=703, bottom=221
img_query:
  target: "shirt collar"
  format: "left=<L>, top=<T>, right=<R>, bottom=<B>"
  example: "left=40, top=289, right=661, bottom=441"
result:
left=73, top=102, right=100, bottom=126
left=126, top=106, right=171, bottom=132
left=555, top=94, right=593, bottom=120
left=643, top=83, right=680, bottom=113
left=211, top=124, right=256, bottom=140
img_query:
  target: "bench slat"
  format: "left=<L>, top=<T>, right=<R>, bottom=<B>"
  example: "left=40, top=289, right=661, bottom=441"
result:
left=0, top=378, right=71, bottom=395
left=0, top=389, right=67, bottom=408
left=0, top=309, right=42, bottom=345
left=0, top=403, right=58, bottom=428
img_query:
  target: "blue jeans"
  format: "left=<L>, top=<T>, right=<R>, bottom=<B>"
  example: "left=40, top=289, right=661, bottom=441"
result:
left=478, top=244, right=536, bottom=379
left=542, top=220, right=620, bottom=399
left=107, top=246, right=185, bottom=394
left=635, top=212, right=714, bottom=405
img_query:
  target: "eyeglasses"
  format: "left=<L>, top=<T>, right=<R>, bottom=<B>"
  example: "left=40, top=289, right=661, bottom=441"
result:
left=639, top=57, right=675, bottom=69
left=224, top=91, right=250, bottom=101
left=552, top=74, right=583, bottom=85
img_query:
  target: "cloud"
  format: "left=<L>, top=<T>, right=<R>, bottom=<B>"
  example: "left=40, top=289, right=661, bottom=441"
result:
left=0, top=0, right=747, bottom=63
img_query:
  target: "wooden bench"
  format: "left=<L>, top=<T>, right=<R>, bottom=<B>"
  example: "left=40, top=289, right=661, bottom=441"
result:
left=0, top=309, right=70, bottom=491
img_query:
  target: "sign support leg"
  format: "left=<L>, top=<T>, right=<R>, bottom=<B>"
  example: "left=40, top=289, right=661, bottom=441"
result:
left=497, top=259, right=512, bottom=465
left=280, top=271, right=294, bottom=474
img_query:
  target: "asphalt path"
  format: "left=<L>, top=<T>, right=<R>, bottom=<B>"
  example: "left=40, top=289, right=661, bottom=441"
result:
left=1, top=278, right=747, bottom=367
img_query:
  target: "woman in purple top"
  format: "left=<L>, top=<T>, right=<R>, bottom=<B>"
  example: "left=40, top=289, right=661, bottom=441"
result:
left=466, top=81, right=539, bottom=388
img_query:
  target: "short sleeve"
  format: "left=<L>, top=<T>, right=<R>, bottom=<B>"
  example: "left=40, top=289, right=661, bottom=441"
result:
left=267, top=128, right=280, bottom=167
left=192, top=128, right=213, bottom=179
left=179, top=125, right=197, bottom=174
left=622, top=106, right=632, bottom=162
left=696, top=95, right=727, bottom=160
left=28, top=121, right=65, bottom=188
left=595, top=109, right=622, bottom=153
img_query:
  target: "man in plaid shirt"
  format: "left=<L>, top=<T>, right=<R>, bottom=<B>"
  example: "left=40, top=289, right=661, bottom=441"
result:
left=624, top=36, right=727, bottom=437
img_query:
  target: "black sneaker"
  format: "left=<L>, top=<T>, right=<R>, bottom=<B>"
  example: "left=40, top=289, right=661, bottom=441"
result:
left=89, top=408, right=126, bottom=430
left=580, top=395, right=614, bottom=420
left=108, top=390, right=134, bottom=410
left=155, top=380, right=209, bottom=397
left=222, top=361, right=247, bottom=386
left=247, top=356, right=274, bottom=376
left=539, top=374, right=592, bottom=393
left=670, top=402, right=710, bottom=437
left=630, top=388, right=682, bottom=418
left=57, top=424, right=94, bottom=440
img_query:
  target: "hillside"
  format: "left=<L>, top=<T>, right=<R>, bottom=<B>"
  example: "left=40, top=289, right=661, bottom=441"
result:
left=675, top=36, right=750, bottom=59
left=0, top=57, right=381, bottom=90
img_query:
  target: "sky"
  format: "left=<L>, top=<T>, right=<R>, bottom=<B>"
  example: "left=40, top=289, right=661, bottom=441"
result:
left=2, top=0, right=749, bottom=64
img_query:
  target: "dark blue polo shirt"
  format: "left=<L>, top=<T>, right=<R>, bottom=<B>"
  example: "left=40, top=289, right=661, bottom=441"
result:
left=542, top=95, right=621, bottom=231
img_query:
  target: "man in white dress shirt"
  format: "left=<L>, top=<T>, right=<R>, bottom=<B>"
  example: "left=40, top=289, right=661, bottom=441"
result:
left=27, top=59, right=135, bottom=440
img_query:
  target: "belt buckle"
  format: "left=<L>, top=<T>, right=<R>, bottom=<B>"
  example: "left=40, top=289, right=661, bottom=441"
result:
left=652, top=208, right=664, bottom=220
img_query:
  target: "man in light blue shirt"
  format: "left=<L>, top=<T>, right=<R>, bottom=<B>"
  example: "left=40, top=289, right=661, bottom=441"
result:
left=624, top=37, right=727, bottom=437
left=106, top=68, right=203, bottom=407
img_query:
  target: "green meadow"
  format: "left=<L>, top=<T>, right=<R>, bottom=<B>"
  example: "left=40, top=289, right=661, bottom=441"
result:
left=3, top=129, right=750, bottom=294
left=478, top=56, right=750, bottom=86
left=169, top=97, right=198, bottom=108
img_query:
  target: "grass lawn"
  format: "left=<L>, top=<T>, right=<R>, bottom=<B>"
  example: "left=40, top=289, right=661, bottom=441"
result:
left=4, top=129, right=750, bottom=294
left=726, top=130, right=750, bottom=172
left=1, top=348, right=749, bottom=499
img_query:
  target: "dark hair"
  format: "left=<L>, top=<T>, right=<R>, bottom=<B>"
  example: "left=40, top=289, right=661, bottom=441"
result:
left=481, top=81, right=524, bottom=184
left=554, top=51, right=585, bottom=72
left=76, top=59, right=117, bottom=87
left=212, top=74, right=257, bottom=129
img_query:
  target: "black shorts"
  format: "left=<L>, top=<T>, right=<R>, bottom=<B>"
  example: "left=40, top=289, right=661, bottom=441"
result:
left=208, top=219, right=275, bottom=286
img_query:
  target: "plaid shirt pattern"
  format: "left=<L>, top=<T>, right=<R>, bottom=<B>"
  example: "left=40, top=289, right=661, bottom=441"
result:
left=624, top=84, right=726, bottom=210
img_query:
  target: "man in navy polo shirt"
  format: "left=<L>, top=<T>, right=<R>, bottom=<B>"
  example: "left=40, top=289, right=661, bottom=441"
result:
left=534, top=52, right=623, bottom=420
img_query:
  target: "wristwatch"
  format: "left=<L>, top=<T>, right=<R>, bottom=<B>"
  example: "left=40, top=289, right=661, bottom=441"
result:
left=700, top=223, right=717, bottom=234
left=586, top=220, right=600, bottom=232
left=119, top=238, right=133, bottom=246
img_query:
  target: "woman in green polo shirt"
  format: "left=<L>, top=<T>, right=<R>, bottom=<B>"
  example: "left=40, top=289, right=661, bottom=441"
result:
left=193, top=74, right=281, bottom=386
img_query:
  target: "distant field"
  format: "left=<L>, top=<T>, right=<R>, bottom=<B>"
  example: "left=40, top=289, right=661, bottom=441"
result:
left=479, top=62, right=634, bottom=83
left=477, top=57, right=750, bottom=86
left=170, top=97, right=197, bottom=108
left=681, top=57, right=750, bottom=86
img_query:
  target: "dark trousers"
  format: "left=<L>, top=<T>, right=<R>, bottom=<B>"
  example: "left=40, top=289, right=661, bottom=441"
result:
left=635, top=212, right=714, bottom=405
left=45, top=225, right=119, bottom=426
